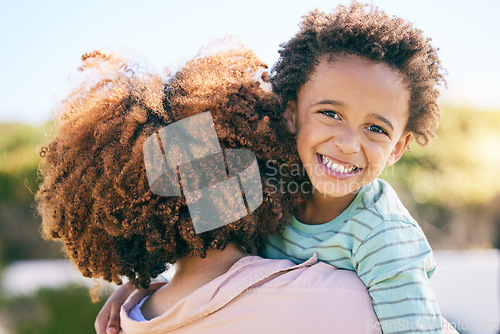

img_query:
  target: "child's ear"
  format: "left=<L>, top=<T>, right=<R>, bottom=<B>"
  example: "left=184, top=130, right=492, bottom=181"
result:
left=386, top=132, right=412, bottom=167
left=284, top=100, right=298, bottom=135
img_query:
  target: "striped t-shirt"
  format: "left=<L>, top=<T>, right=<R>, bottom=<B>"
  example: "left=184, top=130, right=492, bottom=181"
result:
left=263, top=178, right=443, bottom=334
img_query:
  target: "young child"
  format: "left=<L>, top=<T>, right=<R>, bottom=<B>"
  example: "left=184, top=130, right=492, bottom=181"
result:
left=263, top=2, right=447, bottom=333
left=97, top=3, right=452, bottom=333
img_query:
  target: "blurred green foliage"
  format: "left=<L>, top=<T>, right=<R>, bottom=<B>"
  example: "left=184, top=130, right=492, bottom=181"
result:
left=0, top=286, right=107, bottom=334
left=0, top=122, right=53, bottom=204
left=382, top=106, right=500, bottom=248
left=0, top=122, right=61, bottom=267
left=385, top=106, right=500, bottom=206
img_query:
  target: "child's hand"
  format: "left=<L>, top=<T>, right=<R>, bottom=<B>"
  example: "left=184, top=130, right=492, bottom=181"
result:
left=95, top=282, right=135, bottom=334
left=94, top=282, right=166, bottom=334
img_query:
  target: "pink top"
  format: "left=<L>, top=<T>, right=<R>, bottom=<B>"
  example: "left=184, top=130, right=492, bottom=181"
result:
left=120, top=254, right=382, bottom=333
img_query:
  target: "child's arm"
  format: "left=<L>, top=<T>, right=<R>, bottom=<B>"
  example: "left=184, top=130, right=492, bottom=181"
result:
left=95, top=282, right=166, bottom=334
left=354, top=220, right=443, bottom=334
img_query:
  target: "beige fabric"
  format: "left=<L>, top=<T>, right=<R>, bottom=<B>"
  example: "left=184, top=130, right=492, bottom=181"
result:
left=120, top=254, right=381, bottom=334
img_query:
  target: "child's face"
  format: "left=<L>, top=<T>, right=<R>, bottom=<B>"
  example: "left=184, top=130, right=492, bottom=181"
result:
left=285, top=55, right=412, bottom=199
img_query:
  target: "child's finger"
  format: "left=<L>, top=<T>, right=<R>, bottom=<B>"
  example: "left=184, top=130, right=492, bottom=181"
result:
left=94, top=307, right=111, bottom=334
left=106, top=302, right=121, bottom=334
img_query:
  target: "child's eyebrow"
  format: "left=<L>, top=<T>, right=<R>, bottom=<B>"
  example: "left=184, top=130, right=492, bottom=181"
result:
left=370, top=113, right=394, bottom=131
left=314, top=99, right=345, bottom=107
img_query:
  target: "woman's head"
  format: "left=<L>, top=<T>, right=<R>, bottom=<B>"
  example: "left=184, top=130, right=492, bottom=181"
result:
left=271, top=2, right=446, bottom=145
left=36, top=49, right=302, bottom=288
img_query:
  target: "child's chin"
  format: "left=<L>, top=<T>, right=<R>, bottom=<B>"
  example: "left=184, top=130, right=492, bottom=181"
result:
left=312, top=183, right=361, bottom=198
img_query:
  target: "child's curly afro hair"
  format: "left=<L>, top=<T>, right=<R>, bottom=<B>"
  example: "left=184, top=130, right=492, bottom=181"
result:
left=36, top=48, right=304, bottom=289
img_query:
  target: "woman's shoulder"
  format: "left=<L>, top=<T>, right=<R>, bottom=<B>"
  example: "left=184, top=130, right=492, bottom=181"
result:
left=250, top=255, right=369, bottom=295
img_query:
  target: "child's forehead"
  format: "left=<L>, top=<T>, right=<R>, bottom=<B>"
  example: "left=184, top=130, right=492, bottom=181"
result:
left=303, top=54, right=408, bottom=94
left=318, top=54, right=405, bottom=79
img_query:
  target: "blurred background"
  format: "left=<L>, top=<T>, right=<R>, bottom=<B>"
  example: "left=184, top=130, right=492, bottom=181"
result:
left=0, top=0, right=499, bottom=333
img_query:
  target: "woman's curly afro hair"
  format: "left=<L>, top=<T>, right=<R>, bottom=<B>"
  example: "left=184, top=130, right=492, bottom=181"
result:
left=271, top=2, right=446, bottom=145
left=36, top=48, right=304, bottom=288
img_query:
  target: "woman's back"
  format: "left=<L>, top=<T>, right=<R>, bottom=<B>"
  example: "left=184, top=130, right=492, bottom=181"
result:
left=120, top=256, right=381, bottom=334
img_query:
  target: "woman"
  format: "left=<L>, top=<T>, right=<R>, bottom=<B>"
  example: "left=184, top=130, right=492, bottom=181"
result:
left=36, top=47, right=380, bottom=333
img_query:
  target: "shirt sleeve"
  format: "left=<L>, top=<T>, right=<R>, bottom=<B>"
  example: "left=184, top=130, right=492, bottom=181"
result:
left=353, top=220, right=444, bottom=334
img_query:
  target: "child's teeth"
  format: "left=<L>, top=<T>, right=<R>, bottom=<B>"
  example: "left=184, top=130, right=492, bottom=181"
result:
left=321, top=155, right=356, bottom=174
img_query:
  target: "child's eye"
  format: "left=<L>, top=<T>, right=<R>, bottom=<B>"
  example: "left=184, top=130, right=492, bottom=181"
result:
left=318, top=110, right=341, bottom=120
left=366, top=124, right=388, bottom=136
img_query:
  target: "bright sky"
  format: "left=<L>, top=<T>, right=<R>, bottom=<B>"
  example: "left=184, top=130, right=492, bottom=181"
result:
left=1, top=0, right=499, bottom=124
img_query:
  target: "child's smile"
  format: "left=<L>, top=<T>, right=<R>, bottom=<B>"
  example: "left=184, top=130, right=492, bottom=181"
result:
left=285, top=55, right=413, bottom=212
left=318, top=153, right=360, bottom=178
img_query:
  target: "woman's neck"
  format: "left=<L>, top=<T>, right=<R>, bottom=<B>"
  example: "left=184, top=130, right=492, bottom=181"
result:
left=174, top=243, right=245, bottom=281
left=141, top=243, right=245, bottom=320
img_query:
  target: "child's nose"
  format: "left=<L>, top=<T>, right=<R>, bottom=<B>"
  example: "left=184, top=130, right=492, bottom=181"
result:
left=333, top=126, right=360, bottom=154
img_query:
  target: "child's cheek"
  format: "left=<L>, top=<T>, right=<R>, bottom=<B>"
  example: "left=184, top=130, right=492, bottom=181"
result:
left=366, top=145, right=391, bottom=177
